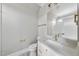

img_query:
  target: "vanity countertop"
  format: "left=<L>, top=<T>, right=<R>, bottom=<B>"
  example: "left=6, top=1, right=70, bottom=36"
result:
left=38, top=38, right=79, bottom=56
left=62, top=35, right=77, bottom=41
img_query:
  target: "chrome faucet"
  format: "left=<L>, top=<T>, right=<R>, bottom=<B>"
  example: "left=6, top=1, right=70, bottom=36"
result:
left=55, top=33, right=64, bottom=41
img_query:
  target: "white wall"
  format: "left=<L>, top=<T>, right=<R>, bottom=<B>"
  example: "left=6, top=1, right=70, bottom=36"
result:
left=0, top=4, right=1, bottom=56
left=2, top=4, right=39, bottom=55
left=38, top=4, right=48, bottom=39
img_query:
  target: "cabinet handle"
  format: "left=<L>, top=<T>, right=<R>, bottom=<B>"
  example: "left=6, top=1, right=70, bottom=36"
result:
left=74, top=15, right=78, bottom=25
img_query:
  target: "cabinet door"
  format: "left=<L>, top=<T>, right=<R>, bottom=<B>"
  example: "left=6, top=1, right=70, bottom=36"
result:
left=0, top=4, right=1, bottom=56
left=38, top=41, right=48, bottom=56
left=38, top=42, right=44, bottom=56
left=38, top=41, right=60, bottom=56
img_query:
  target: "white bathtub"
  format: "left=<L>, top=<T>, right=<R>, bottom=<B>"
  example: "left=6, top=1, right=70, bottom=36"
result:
left=8, top=43, right=37, bottom=56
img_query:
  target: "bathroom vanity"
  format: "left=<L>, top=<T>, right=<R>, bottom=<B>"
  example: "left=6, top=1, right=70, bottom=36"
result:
left=38, top=3, right=79, bottom=56
left=38, top=40, right=62, bottom=56
left=38, top=39, right=79, bottom=56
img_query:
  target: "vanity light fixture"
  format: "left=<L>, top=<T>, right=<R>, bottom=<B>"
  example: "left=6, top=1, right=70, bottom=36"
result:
left=48, top=3, right=58, bottom=7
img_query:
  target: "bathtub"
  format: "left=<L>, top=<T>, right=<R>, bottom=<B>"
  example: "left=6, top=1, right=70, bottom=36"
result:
left=8, top=43, right=37, bottom=56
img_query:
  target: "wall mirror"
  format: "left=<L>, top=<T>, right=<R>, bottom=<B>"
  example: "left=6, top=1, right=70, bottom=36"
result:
left=47, top=3, right=78, bottom=48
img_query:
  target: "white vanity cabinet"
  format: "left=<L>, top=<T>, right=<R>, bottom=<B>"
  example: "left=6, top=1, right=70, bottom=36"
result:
left=38, top=41, right=61, bottom=56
